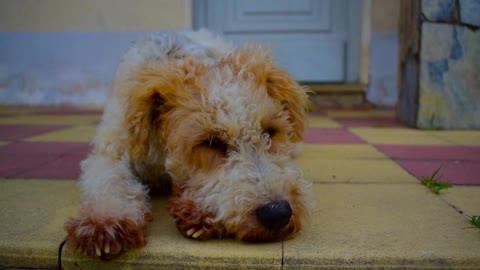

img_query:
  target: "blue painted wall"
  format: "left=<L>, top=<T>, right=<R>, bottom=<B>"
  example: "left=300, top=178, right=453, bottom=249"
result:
left=0, top=32, right=151, bottom=105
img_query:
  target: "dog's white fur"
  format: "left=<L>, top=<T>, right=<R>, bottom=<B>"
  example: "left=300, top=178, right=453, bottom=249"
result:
left=65, top=30, right=313, bottom=259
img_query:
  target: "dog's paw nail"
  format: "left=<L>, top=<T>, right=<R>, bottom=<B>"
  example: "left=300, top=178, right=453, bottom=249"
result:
left=186, top=228, right=196, bottom=236
left=94, top=243, right=102, bottom=257
left=104, top=241, right=110, bottom=254
left=192, top=229, right=204, bottom=239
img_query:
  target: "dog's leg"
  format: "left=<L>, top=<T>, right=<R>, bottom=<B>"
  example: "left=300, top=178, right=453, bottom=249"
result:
left=64, top=154, right=152, bottom=259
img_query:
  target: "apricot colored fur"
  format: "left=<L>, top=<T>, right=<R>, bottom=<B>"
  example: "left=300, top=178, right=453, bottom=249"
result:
left=65, top=30, right=313, bottom=259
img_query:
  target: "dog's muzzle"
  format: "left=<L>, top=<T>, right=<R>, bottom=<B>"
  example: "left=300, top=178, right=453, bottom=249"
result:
left=255, top=200, right=292, bottom=232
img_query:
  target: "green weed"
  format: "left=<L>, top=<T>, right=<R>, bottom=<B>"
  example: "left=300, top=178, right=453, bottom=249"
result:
left=428, top=114, right=441, bottom=130
left=467, top=215, right=480, bottom=228
left=421, top=165, right=452, bottom=194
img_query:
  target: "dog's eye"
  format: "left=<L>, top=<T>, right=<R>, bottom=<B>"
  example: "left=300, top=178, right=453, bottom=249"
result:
left=200, top=137, right=229, bottom=154
left=264, top=127, right=277, bottom=138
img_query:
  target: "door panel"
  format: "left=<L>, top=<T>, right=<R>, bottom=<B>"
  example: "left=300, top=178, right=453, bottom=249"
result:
left=227, top=34, right=344, bottom=82
left=197, top=0, right=359, bottom=82
left=224, top=0, right=331, bottom=32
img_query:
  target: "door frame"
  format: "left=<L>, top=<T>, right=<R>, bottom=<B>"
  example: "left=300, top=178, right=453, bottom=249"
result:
left=192, top=0, right=367, bottom=83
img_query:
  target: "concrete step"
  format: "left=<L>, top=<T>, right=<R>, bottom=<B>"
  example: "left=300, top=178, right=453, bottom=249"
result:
left=1, top=179, right=480, bottom=269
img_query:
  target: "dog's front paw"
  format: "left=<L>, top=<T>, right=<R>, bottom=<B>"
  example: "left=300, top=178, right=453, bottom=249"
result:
left=172, top=217, right=215, bottom=240
left=167, top=190, right=220, bottom=240
left=65, top=215, right=147, bottom=259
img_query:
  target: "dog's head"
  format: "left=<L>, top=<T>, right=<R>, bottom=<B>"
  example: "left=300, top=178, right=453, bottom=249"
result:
left=125, top=46, right=313, bottom=241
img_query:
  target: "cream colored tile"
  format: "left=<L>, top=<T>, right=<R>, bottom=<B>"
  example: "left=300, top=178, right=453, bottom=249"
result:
left=299, top=159, right=418, bottom=183
left=307, top=116, right=341, bottom=128
left=1, top=180, right=280, bottom=270
left=0, top=180, right=79, bottom=268
left=325, top=110, right=373, bottom=117
left=325, top=110, right=396, bottom=118
left=350, top=128, right=452, bottom=145
left=433, top=131, right=480, bottom=146
left=298, top=144, right=388, bottom=160
left=369, top=110, right=397, bottom=118
left=0, top=115, right=100, bottom=125
left=284, top=184, right=480, bottom=269
left=27, top=125, right=97, bottom=142
left=441, top=186, right=480, bottom=216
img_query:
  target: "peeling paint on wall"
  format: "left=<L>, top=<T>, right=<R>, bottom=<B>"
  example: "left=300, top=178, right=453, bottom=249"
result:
left=367, top=0, right=400, bottom=107
left=0, top=32, right=151, bottom=105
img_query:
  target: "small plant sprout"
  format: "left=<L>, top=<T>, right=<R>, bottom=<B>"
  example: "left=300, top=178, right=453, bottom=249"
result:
left=421, top=165, right=452, bottom=194
left=467, top=215, right=480, bottom=228
left=428, top=114, right=440, bottom=130
left=304, top=104, right=314, bottom=112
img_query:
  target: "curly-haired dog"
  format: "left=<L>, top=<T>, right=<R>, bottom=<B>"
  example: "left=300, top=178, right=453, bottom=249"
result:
left=65, top=30, right=313, bottom=259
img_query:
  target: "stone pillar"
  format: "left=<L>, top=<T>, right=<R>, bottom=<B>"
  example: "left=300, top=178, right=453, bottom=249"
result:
left=398, top=0, right=480, bottom=129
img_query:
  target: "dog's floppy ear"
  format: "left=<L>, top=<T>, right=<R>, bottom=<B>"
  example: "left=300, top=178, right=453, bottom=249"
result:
left=265, top=66, right=308, bottom=143
left=124, top=70, right=183, bottom=161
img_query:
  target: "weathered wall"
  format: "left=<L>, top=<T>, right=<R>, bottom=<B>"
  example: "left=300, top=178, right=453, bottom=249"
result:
left=0, top=0, right=190, bottom=105
left=0, top=1, right=402, bottom=107
left=0, top=0, right=189, bottom=31
left=366, top=0, right=400, bottom=106
left=399, top=0, right=480, bottom=129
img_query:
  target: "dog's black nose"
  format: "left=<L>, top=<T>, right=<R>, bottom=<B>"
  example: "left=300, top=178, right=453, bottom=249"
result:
left=256, top=200, right=292, bottom=232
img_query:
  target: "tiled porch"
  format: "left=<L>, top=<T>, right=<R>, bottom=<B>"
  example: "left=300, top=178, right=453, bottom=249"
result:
left=0, top=106, right=479, bottom=269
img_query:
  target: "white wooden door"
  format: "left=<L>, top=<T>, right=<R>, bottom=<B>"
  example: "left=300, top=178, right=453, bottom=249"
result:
left=195, top=0, right=360, bottom=82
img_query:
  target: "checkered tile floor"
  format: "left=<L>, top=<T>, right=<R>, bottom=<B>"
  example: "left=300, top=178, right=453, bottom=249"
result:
left=0, top=106, right=479, bottom=185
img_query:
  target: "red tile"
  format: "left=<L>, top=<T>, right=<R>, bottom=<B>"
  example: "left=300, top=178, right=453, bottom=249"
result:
left=16, top=154, right=84, bottom=180
left=376, top=145, right=480, bottom=161
left=0, top=105, right=102, bottom=115
left=0, top=142, right=90, bottom=179
left=0, top=154, right=59, bottom=178
left=70, top=146, right=91, bottom=159
left=333, top=117, right=403, bottom=127
left=304, top=128, right=366, bottom=144
left=0, top=141, right=90, bottom=157
left=0, top=124, right=71, bottom=141
left=396, top=160, right=480, bottom=185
